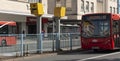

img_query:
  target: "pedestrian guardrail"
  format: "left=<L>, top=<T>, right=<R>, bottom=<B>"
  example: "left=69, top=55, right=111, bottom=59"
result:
left=0, top=33, right=81, bottom=56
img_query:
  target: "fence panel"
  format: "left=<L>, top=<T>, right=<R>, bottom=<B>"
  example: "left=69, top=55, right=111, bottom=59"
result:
left=0, top=33, right=81, bottom=57
left=60, top=33, right=80, bottom=50
left=43, top=33, right=56, bottom=52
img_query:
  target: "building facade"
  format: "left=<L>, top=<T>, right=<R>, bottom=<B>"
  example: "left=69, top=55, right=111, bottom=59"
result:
left=48, top=0, right=118, bottom=20
left=118, top=0, right=120, bottom=13
left=0, top=0, right=118, bottom=34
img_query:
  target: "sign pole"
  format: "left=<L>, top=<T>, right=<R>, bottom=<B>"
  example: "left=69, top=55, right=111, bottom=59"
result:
left=54, top=7, right=66, bottom=51
left=30, top=3, right=44, bottom=54
left=37, top=16, right=42, bottom=53
left=58, top=17, right=61, bottom=51
left=55, top=17, right=61, bottom=51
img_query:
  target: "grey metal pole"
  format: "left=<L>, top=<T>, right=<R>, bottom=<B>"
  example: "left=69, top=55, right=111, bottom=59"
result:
left=58, top=18, right=60, bottom=41
left=20, top=34, right=24, bottom=56
left=37, top=16, right=43, bottom=53
left=52, top=19, right=55, bottom=52
left=55, top=17, right=61, bottom=51
left=58, top=18, right=61, bottom=51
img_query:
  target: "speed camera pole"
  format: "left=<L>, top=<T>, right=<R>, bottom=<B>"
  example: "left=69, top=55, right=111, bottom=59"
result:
left=37, top=16, right=42, bottom=53
left=30, top=3, right=44, bottom=53
left=54, top=17, right=61, bottom=51
left=54, top=7, right=66, bottom=51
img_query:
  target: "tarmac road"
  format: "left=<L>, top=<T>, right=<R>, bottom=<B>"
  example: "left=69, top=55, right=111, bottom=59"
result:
left=3, top=50, right=120, bottom=61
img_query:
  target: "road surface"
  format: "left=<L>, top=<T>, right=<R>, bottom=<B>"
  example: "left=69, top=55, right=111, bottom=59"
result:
left=3, top=50, right=120, bottom=61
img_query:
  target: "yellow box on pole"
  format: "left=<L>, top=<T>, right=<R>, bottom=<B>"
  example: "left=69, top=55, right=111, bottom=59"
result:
left=54, top=7, right=66, bottom=17
left=30, top=3, right=44, bottom=16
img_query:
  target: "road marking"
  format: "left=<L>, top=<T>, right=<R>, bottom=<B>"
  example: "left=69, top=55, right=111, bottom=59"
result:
left=78, top=51, right=120, bottom=61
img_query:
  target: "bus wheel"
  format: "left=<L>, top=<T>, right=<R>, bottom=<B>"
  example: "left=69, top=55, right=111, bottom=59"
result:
left=1, top=40, right=6, bottom=47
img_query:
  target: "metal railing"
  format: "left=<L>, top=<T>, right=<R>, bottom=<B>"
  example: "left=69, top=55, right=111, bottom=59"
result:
left=0, top=33, right=81, bottom=56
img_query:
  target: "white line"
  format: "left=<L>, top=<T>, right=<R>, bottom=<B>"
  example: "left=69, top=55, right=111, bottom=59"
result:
left=78, top=51, right=120, bottom=61
left=0, top=22, right=11, bottom=28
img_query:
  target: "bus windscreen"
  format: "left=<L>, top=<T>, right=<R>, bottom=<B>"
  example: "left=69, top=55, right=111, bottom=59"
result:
left=82, top=14, right=110, bottom=37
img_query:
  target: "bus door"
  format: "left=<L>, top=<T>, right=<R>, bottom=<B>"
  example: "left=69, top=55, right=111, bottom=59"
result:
left=113, top=21, right=120, bottom=47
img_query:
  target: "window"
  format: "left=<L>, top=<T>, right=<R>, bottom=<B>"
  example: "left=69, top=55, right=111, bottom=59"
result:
left=110, top=6, right=112, bottom=13
left=82, top=20, right=110, bottom=37
left=97, top=0, right=103, bottom=3
left=91, top=2, right=94, bottom=12
left=66, top=0, right=72, bottom=11
left=0, top=26, right=8, bottom=34
left=113, top=21, right=119, bottom=34
left=86, top=1, right=89, bottom=12
left=113, top=7, right=115, bottom=13
left=113, top=0, right=116, bottom=2
left=28, top=0, right=39, bottom=3
left=110, top=0, right=117, bottom=2
left=56, top=0, right=60, bottom=2
left=56, top=0, right=62, bottom=7
left=81, top=0, right=84, bottom=12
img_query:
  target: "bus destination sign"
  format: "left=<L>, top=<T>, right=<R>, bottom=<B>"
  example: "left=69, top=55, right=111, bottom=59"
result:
left=86, top=15, right=107, bottom=20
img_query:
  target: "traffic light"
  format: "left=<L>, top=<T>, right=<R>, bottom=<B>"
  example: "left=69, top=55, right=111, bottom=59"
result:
left=30, top=3, right=44, bottom=16
left=54, top=7, right=66, bottom=17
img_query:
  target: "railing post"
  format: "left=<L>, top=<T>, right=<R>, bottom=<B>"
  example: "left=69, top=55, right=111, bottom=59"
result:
left=52, top=33, right=55, bottom=52
left=70, top=33, right=72, bottom=51
left=41, top=33, right=43, bottom=53
left=20, top=34, right=24, bottom=56
left=36, top=16, right=43, bottom=54
left=56, top=33, right=60, bottom=51
left=37, top=33, right=43, bottom=54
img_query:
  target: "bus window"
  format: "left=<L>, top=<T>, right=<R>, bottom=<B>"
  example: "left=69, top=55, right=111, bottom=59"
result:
left=0, top=25, right=8, bottom=34
left=0, top=21, right=17, bottom=46
left=113, top=21, right=119, bottom=34
left=82, top=21, right=95, bottom=37
left=82, top=20, right=110, bottom=37
left=100, top=21, right=110, bottom=36
left=8, top=26, right=16, bottom=34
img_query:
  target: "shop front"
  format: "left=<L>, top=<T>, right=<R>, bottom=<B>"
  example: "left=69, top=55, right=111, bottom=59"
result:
left=26, top=17, right=48, bottom=34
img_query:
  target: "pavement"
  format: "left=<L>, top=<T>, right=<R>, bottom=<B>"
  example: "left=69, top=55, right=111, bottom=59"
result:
left=1, top=48, right=82, bottom=61
left=2, top=52, right=57, bottom=61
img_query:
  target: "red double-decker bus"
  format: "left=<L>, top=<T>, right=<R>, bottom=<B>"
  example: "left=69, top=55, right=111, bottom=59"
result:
left=0, top=21, right=16, bottom=46
left=81, top=13, right=120, bottom=51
